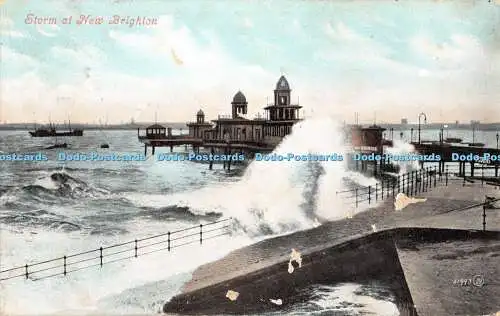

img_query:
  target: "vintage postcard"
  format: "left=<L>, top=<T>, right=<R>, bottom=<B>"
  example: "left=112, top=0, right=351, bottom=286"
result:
left=0, top=0, right=499, bottom=315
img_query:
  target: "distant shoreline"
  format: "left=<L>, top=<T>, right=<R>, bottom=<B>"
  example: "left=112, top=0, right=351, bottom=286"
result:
left=0, top=122, right=499, bottom=131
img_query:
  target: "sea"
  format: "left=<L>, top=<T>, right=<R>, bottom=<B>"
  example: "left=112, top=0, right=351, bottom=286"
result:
left=0, top=118, right=496, bottom=315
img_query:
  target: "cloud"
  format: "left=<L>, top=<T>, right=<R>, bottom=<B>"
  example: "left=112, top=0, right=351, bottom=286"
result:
left=411, top=34, right=486, bottom=70
left=325, top=22, right=365, bottom=42
left=108, top=15, right=277, bottom=104
left=36, top=24, right=60, bottom=37
left=1, top=19, right=278, bottom=124
left=50, top=45, right=106, bottom=67
left=322, top=21, right=393, bottom=62
left=2, top=46, right=38, bottom=67
left=0, top=16, right=27, bottom=38
left=243, top=17, right=253, bottom=28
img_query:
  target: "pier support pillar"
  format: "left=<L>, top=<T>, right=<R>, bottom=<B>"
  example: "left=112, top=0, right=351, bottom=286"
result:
left=470, top=162, right=474, bottom=177
left=152, top=146, right=156, bottom=155
left=495, top=164, right=499, bottom=177
left=144, top=145, right=148, bottom=156
left=227, top=146, right=232, bottom=171
left=170, top=146, right=173, bottom=153
left=209, top=147, right=214, bottom=170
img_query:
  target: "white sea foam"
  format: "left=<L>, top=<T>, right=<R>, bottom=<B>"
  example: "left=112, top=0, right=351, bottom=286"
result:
left=0, top=117, right=417, bottom=315
left=126, top=117, right=382, bottom=234
left=385, top=139, right=420, bottom=174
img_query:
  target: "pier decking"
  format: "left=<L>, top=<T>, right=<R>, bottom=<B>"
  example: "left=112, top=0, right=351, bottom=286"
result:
left=411, top=142, right=500, bottom=177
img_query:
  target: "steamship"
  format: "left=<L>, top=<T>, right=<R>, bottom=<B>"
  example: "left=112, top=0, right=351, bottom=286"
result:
left=29, top=122, right=83, bottom=137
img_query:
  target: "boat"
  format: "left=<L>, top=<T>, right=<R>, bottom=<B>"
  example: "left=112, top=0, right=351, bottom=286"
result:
left=29, top=120, right=83, bottom=137
left=45, top=143, right=68, bottom=149
left=468, top=142, right=485, bottom=147
left=100, top=143, right=109, bottom=148
left=30, top=128, right=83, bottom=137
left=444, top=137, right=462, bottom=143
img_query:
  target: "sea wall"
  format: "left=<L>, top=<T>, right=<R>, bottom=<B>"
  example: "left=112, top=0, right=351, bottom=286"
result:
left=163, top=228, right=499, bottom=315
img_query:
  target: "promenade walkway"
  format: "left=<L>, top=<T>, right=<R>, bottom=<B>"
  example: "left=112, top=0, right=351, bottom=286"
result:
left=175, top=178, right=499, bottom=295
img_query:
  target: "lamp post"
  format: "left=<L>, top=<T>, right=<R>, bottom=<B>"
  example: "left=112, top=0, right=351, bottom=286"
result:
left=418, top=112, right=427, bottom=144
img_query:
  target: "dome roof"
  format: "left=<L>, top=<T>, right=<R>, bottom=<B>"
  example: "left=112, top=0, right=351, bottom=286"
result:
left=276, top=75, right=290, bottom=90
left=232, top=91, right=247, bottom=104
left=197, top=109, right=204, bottom=116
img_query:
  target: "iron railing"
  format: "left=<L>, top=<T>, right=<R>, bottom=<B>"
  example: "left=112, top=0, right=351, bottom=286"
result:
left=336, top=166, right=440, bottom=206
left=337, top=164, right=500, bottom=207
left=0, top=218, right=233, bottom=282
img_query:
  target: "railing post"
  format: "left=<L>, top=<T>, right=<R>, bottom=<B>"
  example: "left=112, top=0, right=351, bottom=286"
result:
left=483, top=204, right=486, bottom=231
left=445, top=166, right=448, bottom=186
left=413, top=171, right=417, bottom=195
left=168, top=232, right=171, bottom=251
left=63, top=256, right=67, bottom=276
left=25, top=264, right=28, bottom=280
left=419, top=169, right=423, bottom=193
left=407, top=172, right=410, bottom=195
left=375, top=183, right=378, bottom=201
left=424, top=167, right=427, bottom=190
left=397, top=176, right=400, bottom=193
left=434, top=166, right=437, bottom=187
left=409, top=171, right=413, bottom=196
left=401, top=174, right=405, bottom=194
left=200, top=224, right=203, bottom=244
left=368, top=186, right=371, bottom=204
left=100, top=247, right=103, bottom=267
left=355, top=188, right=358, bottom=208
left=381, top=180, right=384, bottom=200
left=134, top=239, right=138, bottom=258
left=424, top=168, right=428, bottom=192
left=428, top=167, right=431, bottom=189
left=392, top=180, right=395, bottom=197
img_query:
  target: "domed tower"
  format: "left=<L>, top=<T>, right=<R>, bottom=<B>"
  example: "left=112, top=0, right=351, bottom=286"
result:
left=274, top=75, right=291, bottom=106
left=231, top=91, right=248, bottom=119
left=196, top=109, right=205, bottom=123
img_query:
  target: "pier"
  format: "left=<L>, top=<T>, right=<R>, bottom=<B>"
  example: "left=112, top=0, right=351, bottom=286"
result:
left=411, top=142, right=500, bottom=177
left=138, top=75, right=303, bottom=170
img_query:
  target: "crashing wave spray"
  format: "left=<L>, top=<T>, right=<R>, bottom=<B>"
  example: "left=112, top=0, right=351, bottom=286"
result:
left=144, top=116, right=379, bottom=236
left=385, top=139, right=420, bottom=174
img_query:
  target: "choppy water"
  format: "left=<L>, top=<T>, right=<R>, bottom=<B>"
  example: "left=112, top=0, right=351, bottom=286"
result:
left=0, top=123, right=495, bottom=315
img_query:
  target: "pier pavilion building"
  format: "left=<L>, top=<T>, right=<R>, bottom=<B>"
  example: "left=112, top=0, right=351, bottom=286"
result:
left=187, top=75, right=303, bottom=147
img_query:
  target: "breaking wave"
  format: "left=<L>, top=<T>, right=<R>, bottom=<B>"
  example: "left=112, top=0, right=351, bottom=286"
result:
left=126, top=117, right=380, bottom=236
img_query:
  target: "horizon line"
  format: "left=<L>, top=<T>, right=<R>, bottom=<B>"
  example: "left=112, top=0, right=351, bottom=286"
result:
left=1, top=121, right=500, bottom=126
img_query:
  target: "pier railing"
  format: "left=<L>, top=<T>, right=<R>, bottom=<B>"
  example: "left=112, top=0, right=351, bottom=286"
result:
left=337, top=163, right=500, bottom=207
left=0, top=218, right=233, bottom=282
left=336, top=166, right=441, bottom=207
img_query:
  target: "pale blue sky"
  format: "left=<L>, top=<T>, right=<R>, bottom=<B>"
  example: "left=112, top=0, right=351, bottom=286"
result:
left=1, top=0, right=499, bottom=123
